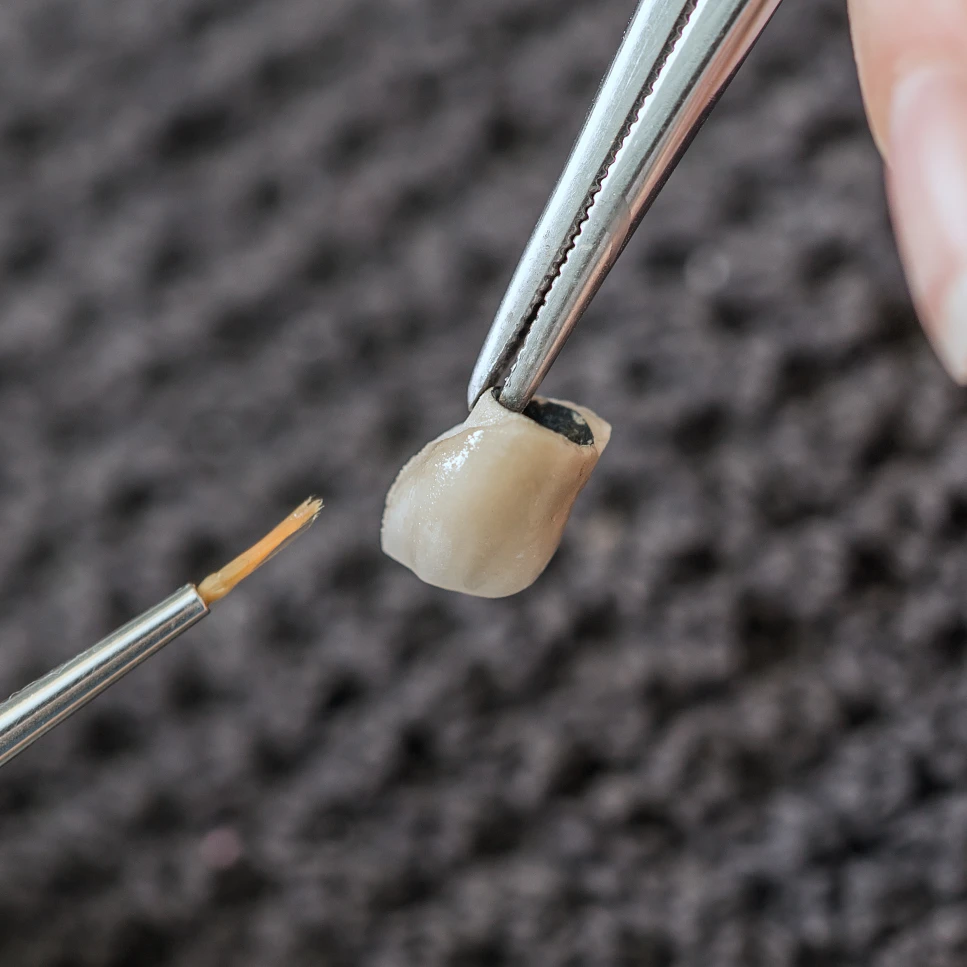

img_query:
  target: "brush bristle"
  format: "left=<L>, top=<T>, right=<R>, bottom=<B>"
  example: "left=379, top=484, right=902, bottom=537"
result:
left=197, top=497, right=323, bottom=605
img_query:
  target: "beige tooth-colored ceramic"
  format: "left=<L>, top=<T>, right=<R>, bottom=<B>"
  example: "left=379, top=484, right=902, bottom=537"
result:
left=381, top=391, right=611, bottom=598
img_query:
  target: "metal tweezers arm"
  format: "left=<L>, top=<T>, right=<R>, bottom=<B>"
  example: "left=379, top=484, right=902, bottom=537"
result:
left=468, top=0, right=784, bottom=412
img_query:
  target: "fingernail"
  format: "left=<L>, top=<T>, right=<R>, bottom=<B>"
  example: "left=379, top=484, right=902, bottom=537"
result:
left=889, top=65, right=967, bottom=383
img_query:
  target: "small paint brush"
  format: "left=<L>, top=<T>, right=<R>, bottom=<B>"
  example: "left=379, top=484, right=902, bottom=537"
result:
left=0, top=497, right=323, bottom=768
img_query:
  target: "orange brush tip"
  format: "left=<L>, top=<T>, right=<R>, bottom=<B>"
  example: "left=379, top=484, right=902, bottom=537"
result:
left=197, top=497, right=323, bottom=606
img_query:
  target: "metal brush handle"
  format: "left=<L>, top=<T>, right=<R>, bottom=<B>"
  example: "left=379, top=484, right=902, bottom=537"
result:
left=0, top=586, right=207, bottom=768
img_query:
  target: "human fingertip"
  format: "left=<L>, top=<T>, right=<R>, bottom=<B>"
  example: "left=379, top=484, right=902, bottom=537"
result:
left=934, top=274, right=967, bottom=385
left=886, top=64, right=967, bottom=384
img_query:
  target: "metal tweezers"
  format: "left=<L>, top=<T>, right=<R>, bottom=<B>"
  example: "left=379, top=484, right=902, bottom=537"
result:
left=469, top=0, right=783, bottom=413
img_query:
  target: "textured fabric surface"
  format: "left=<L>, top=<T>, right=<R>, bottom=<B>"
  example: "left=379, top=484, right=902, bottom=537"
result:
left=1, top=1, right=965, bottom=964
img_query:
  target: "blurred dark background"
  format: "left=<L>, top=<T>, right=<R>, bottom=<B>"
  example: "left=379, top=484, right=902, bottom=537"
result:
left=0, top=1, right=965, bottom=964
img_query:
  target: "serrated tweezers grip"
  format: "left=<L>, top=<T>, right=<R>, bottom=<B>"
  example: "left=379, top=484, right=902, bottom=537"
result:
left=468, top=0, right=783, bottom=411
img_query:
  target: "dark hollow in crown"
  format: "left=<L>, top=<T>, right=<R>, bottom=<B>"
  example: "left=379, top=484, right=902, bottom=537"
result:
left=521, top=396, right=594, bottom=446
